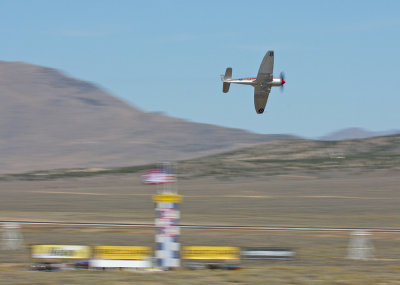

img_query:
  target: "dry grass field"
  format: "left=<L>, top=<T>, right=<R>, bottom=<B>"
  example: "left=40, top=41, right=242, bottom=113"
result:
left=1, top=170, right=400, bottom=228
left=1, top=136, right=400, bottom=284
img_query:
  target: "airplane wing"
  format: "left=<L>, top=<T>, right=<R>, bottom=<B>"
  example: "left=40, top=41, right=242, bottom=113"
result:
left=254, top=85, right=271, bottom=114
left=256, top=50, right=274, bottom=83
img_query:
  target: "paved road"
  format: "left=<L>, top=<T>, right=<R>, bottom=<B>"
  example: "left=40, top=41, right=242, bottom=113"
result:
left=2, top=220, right=400, bottom=233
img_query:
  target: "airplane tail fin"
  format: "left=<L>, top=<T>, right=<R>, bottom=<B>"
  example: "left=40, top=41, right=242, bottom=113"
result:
left=222, top=67, right=232, bottom=93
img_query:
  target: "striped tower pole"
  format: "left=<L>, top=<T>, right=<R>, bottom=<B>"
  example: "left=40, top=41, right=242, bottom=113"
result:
left=153, top=194, right=182, bottom=269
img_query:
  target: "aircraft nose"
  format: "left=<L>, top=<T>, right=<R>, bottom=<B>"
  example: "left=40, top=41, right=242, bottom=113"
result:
left=282, top=79, right=286, bottom=85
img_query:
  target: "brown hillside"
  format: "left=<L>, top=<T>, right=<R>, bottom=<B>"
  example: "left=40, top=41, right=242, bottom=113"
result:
left=0, top=61, right=294, bottom=173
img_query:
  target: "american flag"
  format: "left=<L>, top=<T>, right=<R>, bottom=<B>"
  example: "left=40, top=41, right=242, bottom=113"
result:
left=142, top=167, right=177, bottom=185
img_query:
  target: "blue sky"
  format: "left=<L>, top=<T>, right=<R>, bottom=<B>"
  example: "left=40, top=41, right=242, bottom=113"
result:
left=1, top=0, right=399, bottom=138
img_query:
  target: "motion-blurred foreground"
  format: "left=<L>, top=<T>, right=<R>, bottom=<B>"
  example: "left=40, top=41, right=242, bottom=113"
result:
left=0, top=61, right=400, bottom=284
left=1, top=136, right=400, bottom=284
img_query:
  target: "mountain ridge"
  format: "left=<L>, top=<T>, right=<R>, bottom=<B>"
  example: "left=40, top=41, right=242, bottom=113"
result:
left=318, top=127, right=400, bottom=141
left=0, top=60, right=295, bottom=174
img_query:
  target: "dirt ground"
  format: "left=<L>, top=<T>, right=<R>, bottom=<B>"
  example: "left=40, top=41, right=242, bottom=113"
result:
left=1, top=169, right=400, bottom=284
left=1, top=169, right=399, bottom=227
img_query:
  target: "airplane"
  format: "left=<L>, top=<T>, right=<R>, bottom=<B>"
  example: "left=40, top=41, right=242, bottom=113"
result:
left=221, top=50, right=285, bottom=114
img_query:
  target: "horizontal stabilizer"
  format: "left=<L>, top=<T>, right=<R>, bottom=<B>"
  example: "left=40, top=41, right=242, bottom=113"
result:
left=224, top=67, right=232, bottom=80
left=222, top=67, right=232, bottom=93
left=223, top=82, right=231, bottom=93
